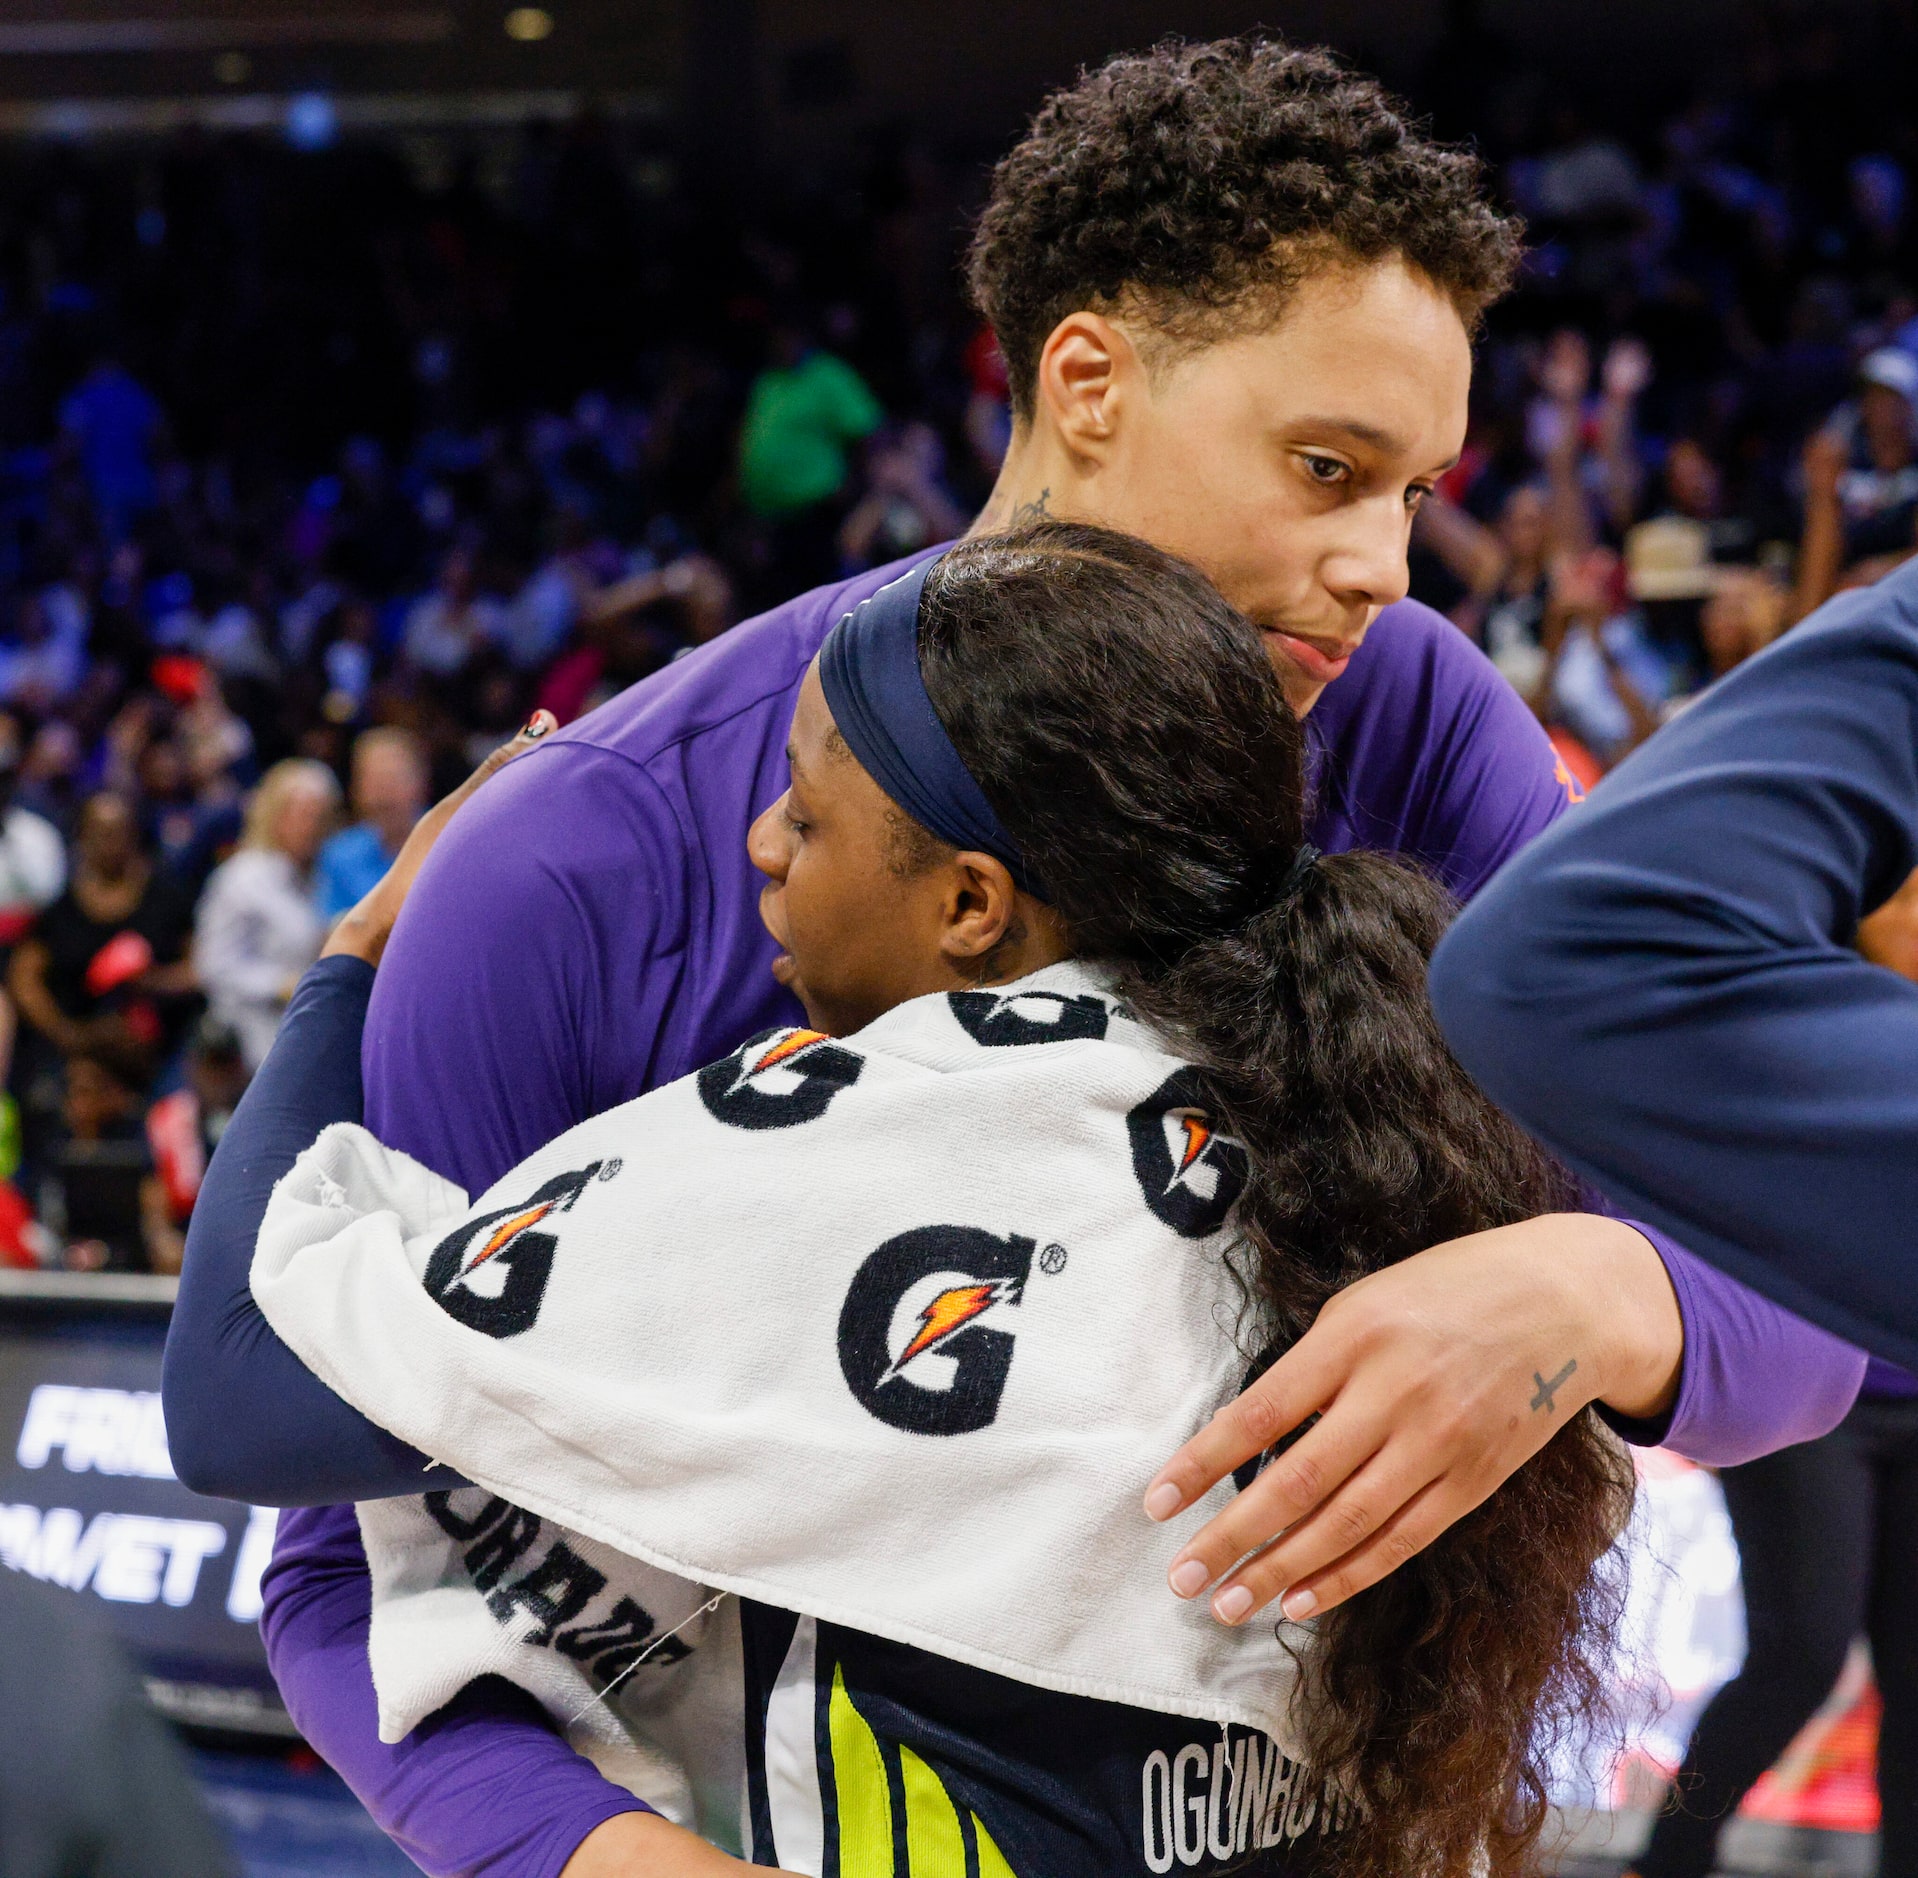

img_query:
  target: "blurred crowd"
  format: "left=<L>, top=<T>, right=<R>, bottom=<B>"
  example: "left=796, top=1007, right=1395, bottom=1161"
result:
left=0, top=13, right=1914, bottom=1271
left=1411, top=10, right=1918, bottom=785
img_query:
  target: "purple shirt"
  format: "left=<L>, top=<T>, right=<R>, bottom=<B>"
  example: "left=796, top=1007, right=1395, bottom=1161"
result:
left=261, top=559, right=1864, bottom=1877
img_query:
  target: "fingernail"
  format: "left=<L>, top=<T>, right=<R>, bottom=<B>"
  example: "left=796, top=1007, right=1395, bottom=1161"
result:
left=1281, top=1587, right=1317, bottom=1621
left=1144, top=1482, right=1182, bottom=1521
left=1212, top=1585, right=1254, bottom=1625
left=1169, top=1558, right=1209, bottom=1599
left=521, top=715, right=552, bottom=739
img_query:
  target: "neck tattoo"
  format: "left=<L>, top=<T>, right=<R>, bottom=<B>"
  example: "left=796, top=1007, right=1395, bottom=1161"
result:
left=1007, top=487, right=1052, bottom=529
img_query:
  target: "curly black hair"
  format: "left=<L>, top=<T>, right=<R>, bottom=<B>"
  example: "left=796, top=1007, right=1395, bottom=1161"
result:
left=968, top=37, right=1523, bottom=416
left=917, top=525, right=1631, bottom=1878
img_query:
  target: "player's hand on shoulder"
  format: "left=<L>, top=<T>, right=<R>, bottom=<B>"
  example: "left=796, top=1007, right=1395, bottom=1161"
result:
left=1141, top=1212, right=1679, bottom=1628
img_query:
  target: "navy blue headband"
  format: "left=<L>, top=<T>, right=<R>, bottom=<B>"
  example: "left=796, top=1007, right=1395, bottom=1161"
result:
left=817, top=556, right=1043, bottom=898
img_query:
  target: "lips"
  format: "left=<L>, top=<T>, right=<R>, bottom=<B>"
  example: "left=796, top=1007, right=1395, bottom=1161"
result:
left=758, top=883, right=797, bottom=985
left=1266, top=629, right=1358, bottom=685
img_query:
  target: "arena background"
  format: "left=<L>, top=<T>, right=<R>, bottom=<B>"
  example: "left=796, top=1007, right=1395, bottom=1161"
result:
left=0, top=1, right=1909, bottom=1871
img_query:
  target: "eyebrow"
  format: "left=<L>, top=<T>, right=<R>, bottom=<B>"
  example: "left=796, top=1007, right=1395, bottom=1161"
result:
left=1296, top=416, right=1457, bottom=469
left=1294, top=416, right=1405, bottom=452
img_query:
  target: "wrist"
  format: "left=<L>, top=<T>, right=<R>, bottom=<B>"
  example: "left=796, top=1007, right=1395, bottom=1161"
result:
left=320, top=902, right=392, bottom=967
left=1556, top=1214, right=1683, bottom=1420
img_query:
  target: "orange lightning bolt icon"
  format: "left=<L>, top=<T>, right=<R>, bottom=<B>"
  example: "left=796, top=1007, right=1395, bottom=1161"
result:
left=465, top=1200, right=556, bottom=1274
left=750, top=1030, right=827, bottom=1075
left=1177, top=1115, right=1212, bottom=1174
left=882, top=1281, right=1011, bottom=1383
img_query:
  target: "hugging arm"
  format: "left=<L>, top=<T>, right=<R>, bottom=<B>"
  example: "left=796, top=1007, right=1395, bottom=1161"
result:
left=161, top=956, right=461, bottom=1503
left=167, top=723, right=709, bottom=1874
left=163, top=718, right=562, bottom=1505
left=165, top=956, right=666, bottom=1867
left=259, top=747, right=704, bottom=1876
left=1148, top=618, right=1867, bottom=1628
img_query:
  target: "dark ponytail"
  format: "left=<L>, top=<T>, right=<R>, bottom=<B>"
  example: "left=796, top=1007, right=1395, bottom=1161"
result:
left=920, top=525, right=1632, bottom=1878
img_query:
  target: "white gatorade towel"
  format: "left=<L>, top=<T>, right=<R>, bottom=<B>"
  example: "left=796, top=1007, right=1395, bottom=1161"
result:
left=251, top=962, right=1309, bottom=1781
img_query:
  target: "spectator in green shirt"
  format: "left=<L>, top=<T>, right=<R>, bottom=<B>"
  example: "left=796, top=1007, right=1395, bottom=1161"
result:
left=738, top=321, right=883, bottom=602
left=739, top=327, right=883, bottom=515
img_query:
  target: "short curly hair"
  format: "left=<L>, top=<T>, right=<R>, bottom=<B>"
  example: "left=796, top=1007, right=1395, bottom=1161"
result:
left=968, top=38, right=1523, bottom=417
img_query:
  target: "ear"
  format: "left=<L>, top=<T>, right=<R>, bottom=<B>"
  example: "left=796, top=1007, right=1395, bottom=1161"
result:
left=935, top=853, right=1021, bottom=969
left=1033, top=311, right=1147, bottom=469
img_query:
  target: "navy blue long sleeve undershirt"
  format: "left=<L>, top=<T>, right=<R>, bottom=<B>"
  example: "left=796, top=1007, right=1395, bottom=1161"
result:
left=161, top=956, right=465, bottom=1504
left=1430, top=563, right=1918, bottom=1373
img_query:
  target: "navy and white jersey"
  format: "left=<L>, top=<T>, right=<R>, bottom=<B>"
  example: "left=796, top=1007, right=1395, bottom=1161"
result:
left=742, top=1607, right=1347, bottom=1877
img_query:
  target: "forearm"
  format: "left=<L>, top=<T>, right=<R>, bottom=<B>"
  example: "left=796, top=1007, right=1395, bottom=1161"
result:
left=1595, top=397, right=1641, bottom=535
left=566, top=1814, right=770, bottom=1877
left=270, top=741, right=692, bottom=1873
left=1791, top=495, right=1845, bottom=622
left=163, top=956, right=459, bottom=1504
left=1544, top=428, right=1595, bottom=555
left=1412, top=495, right=1503, bottom=597
left=262, top=1505, right=645, bottom=1878
left=9, top=944, right=72, bottom=1046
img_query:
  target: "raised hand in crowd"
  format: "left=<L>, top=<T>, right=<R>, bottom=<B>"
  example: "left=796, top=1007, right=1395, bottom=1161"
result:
left=1793, top=425, right=1852, bottom=623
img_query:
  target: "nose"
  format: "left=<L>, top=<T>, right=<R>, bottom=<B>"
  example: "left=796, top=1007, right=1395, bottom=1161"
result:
left=1321, top=495, right=1412, bottom=617
left=747, top=795, right=791, bottom=883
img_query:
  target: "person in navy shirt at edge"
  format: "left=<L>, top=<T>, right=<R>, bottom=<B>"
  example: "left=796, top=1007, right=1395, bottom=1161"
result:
left=1429, top=566, right=1918, bottom=1878
left=225, top=41, right=1864, bottom=1878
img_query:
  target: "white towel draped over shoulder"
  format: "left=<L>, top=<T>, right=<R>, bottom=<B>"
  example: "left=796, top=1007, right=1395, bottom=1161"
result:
left=251, top=961, right=1308, bottom=1777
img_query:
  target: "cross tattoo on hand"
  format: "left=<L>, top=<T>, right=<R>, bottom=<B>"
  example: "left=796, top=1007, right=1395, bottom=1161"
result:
left=1530, top=1358, right=1578, bottom=1414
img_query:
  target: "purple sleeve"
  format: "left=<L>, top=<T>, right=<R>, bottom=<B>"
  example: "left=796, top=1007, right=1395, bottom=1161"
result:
left=1616, top=1228, right=1866, bottom=1464
left=264, top=747, right=691, bottom=1872
left=361, top=743, right=691, bottom=1190
left=262, top=1505, right=644, bottom=1878
left=1305, top=599, right=1583, bottom=902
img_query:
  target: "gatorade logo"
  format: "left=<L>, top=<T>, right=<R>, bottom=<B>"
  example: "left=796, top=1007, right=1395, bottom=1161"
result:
left=837, top=1226, right=1039, bottom=1436
left=423, top=1163, right=608, bottom=1338
left=1126, top=1071, right=1247, bottom=1239
left=947, top=989, right=1110, bottom=1047
left=697, top=1027, right=864, bottom=1131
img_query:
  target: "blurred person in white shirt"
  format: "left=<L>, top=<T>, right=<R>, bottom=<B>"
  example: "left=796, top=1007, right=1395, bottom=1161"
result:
left=0, top=712, right=66, bottom=948
left=193, top=759, right=339, bottom=1069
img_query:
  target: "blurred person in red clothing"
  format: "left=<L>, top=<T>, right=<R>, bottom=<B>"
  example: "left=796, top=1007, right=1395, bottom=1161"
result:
left=147, top=1014, right=248, bottom=1227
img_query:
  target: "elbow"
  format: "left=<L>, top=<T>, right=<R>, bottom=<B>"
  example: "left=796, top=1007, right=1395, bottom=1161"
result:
left=162, top=1394, right=243, bottom=1501
left=161, top=1345, right=268, bottom=1503
left=168, top=1428, right=290, bottom=1507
